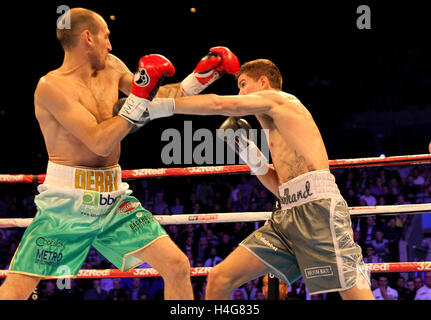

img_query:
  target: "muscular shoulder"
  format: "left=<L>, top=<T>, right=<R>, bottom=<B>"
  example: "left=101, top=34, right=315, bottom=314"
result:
left=106, top=54, right=131, bottom=75
left=35, top=74, right=77, bottom=110
left=255, top=90, right=303, bottom=113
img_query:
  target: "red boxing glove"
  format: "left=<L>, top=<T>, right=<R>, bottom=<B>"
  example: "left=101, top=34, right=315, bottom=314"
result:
left=181, top=46, right=240, bottom=96
left=119, top=54, right=175, bottom=127
left=131, top=54, right=175, bottom=100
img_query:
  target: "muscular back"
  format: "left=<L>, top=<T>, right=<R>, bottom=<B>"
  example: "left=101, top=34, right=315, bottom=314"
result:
left=256, top=91, right=329, bottom=185
left=35, top=55, right=129, bottom=167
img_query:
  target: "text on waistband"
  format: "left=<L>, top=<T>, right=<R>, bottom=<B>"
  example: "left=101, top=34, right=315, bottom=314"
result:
left=279, top=180, right=313, bottom=205
left=74, top=169, right=118, bottom=192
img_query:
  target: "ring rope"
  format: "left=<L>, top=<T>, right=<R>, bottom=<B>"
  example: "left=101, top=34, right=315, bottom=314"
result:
left=1, top=203, right=431, bottom=229
left=0, top=262, right=430, bottom=280
left=1, top=153, right=431, bottom=184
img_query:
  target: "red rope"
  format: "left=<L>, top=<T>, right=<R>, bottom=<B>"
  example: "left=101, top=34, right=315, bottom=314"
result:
left=0, top=262, right=430, bottom=279
left=1, top=154, right=431, bottom=184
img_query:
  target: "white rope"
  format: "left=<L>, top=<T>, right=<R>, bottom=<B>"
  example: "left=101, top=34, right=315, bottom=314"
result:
left=1, top=203, right=431, bottom=228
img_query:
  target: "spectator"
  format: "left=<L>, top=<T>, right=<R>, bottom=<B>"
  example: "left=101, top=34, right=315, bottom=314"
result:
left=384, top=218, right=403, bottom=261
left=370, top=177, right=384, bottom=197
left=363, top=246, right=382, bottom=263
left=414, top=276, right=423, bottom=291
left=83, top=279, right=108, bottom=300
left=414, top=272, right=431, bottom=300
left=153, top=192, right=168, bottom=214
left=381, top=184, right=396, bottom=204
left=128, top=278, right=146, bottom=300
left=206, top=228, right=220, bottom=247
left=196, top=180, right=214, bottom=205
left=204, top=246, right=223, bottom=267
left=196, top=236, right=210, bottom=263
left=389, top=178, right=401, bottom=197
left=402, top=175, right=421, bottom=197
left=218, top=233, right=233, bottom=259
left=357, top=170, right=372, bottom=191
left=40, top=280, right=64, bottom=300
left=371, top=230, right=390, bottom=261
left=418, top=234, right=431, bottom=261
left=372, top=275, right=398, bottom=300
left=238, top=281, right=259, bottom=300
left=108, top=279, right=129, bottom=300
left=416, top=185, right=431, bottom=203
left=360, top=216, right=378, bottom=246
left=286, top=279, right=308, bottom=300
left=232, top=289, right=245, bottom=300
left=345, top=188, right=360, bottom=206
left=406, top=279, right=417, bottom=300
left=237, top=176, right=253, bottom=199
left=394, top=275, right=409, bottom=300
left=360, top=188, right=377, bottom=206
left=63, top=279, right=84, bottom=301
left=411, top=167, right=425, bottom=186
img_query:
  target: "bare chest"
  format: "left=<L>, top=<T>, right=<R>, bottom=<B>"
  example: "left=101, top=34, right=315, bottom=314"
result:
left=76, top=72, right=119, bottom=122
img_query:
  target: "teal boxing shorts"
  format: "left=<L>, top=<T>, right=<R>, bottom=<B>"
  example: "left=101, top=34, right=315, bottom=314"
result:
left=8, top=161, right=168, bottom=279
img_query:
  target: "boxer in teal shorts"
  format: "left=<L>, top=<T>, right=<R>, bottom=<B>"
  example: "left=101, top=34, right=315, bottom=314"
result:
left=9, top=162, right=168, bottom=278
left=0, top=7, right=238, bottom=300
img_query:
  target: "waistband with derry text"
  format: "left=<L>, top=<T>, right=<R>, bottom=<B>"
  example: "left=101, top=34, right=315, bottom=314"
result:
left=43, top=161, right=123, bottom=192
left=278, top=169, right=341, bottom=210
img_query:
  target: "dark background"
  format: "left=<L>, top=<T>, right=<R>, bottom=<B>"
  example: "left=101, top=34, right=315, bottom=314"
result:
left=1, top=0, right=431, bottom=174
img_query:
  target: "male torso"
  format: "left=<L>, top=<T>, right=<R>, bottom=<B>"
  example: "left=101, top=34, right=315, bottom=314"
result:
left=35, top=55, right=123, bottom=168
left=255, top=90, right=329, bottom=185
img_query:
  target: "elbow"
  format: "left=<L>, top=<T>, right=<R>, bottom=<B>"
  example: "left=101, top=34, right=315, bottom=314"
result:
left=211, top=94, right=241, bottom=116
left=89, top=136, right=114, bottom=157
left=92, top=144, right=112, bottom=157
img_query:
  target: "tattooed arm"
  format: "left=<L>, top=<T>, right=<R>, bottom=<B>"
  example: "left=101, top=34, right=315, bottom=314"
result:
left=156, top=82, right=185, bottom=98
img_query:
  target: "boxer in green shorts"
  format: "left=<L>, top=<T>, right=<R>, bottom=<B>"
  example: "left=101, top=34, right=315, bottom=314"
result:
left=0, top=8, right=239, bottom=300
left=9, top=162, right=169, bottom=278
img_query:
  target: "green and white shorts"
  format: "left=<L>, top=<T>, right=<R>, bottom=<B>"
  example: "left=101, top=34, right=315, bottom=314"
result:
left=240, top=169, right=370, bottom=294
left=8, top=161, right=168, bottom=279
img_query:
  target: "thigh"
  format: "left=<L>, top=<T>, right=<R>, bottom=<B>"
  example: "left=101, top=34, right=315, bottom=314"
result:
left=212, top=245, right=272, bottom=287
left=131, top=236, right=186, bottom=276
left=94, top=195, right=168, bottom=271
left=0, top=273, right=41, bottom=299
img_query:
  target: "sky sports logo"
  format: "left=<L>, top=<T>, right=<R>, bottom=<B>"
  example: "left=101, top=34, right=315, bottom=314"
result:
left=82, top=192, right=118, bottom=206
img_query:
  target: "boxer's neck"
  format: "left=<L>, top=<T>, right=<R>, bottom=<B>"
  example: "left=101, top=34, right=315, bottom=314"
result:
left=58, top=50, right=96, bottom=87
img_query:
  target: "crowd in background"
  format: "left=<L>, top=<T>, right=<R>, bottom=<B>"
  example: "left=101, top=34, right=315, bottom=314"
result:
left=1, top=164, right=431, bottom=300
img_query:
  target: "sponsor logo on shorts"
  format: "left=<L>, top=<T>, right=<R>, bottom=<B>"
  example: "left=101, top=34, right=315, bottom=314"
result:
left=83, top=192, right=118, bottom=207
left=304, top=266, right=333, bottom=279
left=117, top=200, right=139, bottom=215
left=34, top=237, right=66, bottom=267
left=129, top=215, right=157, bottom=233
left=279, top=180, right=314, bottom=206
left=35, top=249, right=63, bottom=266
left=35, top=237, right=66, bottom=250
left=254, top=232, right=278, bottom=252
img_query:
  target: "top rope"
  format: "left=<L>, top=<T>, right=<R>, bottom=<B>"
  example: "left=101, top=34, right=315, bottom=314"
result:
left=1, top=154, right=431, bottom=184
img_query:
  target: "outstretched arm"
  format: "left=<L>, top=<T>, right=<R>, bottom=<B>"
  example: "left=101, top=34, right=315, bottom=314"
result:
left=174, top=92, right=277, bottom=117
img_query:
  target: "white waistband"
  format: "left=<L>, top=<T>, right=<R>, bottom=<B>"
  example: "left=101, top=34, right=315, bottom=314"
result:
left=278, top=169, right=341, bottom=209
left=43, top=161, right=122, bottom=192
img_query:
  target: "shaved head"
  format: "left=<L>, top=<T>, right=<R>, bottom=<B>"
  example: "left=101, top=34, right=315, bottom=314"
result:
left=56, top=8, right=104, bottom=51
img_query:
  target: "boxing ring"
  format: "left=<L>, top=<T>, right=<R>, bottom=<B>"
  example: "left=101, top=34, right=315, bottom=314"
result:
left=1, top=153, right=431, bottom=299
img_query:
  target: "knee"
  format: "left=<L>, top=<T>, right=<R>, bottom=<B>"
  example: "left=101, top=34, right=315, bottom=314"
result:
left=162, top=252, right=190, bottom=281
left=207, top=266, right=233, bottom=291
